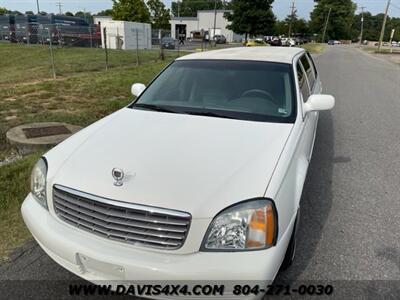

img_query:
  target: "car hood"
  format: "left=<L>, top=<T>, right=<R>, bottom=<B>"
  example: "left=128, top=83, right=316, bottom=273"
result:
left=48, top=108, right=293, bottom=219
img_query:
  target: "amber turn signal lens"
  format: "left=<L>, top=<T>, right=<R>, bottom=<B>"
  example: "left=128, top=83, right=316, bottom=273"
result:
left=266, top=204, right=275, bottom=245
left=246, top=203, right=276, bottom=248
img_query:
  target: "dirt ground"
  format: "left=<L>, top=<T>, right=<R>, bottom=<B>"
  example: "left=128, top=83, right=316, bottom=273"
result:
left=374, top=52, right=400, bottom=64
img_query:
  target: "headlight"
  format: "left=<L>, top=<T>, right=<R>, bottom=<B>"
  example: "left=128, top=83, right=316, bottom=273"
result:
left=201, top=199, right=277, bottom=251
left=30, top=158, right=48, bottom=209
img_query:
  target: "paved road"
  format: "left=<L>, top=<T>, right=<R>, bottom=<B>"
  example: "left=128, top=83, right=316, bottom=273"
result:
left=1, top=46, right=399, bottom=298
left=274, top=46, right=400, bottom=297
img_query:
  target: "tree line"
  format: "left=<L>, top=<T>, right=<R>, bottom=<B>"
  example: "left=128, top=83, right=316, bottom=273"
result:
left=1, top=0, right=400, bottom=41
left=225, top=0, right=400, bottom=42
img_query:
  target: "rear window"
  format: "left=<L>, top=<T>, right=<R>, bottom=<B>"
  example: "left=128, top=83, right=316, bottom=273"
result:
left=300, top=55, right=315, bottom=90
left=297, top=61, right=310, bottom=102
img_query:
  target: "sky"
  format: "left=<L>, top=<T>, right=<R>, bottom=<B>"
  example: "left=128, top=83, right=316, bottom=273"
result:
left=0, top=0, right=399, bottom=19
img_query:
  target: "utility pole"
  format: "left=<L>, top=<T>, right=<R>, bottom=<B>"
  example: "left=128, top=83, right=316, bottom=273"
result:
left=359, top=6, right=366, bottom=45
left=36, top=0, right=40, bottom=14
left=321, top=7, right=332, bottom=43
left=213, top=0, right=217, bottom=47
left=288, top=0, right=296, bottom=39
left=389, top=28, right=395, bottom=52
left=56, top=1, right=63, bottom=15
left=378, top=0, right=391, bottom=51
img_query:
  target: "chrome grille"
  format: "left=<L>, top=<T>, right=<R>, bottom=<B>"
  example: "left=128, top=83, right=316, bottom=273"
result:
left=53, top=185, right=191, bottom=250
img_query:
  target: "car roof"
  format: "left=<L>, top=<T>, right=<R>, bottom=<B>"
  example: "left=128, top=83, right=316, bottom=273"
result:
left=176, top=47, right=305, bottom=64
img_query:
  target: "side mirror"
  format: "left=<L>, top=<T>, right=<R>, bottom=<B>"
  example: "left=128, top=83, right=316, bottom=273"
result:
left=131, top=83, right=146, bottom=97
left=304, top=94, right=335, bottom=113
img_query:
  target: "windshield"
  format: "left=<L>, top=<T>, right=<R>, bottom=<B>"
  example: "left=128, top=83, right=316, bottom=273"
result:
left=131, top=60, right=296, bottom=123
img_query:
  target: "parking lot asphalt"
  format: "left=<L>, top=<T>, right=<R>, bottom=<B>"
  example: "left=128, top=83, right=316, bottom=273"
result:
left=1, top=46, right=399, bottom=299
left=155, top=40, right=243, bottom=52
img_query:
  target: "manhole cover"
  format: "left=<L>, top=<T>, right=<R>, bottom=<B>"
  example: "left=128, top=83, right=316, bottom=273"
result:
left=6, top=122, right=82, bottom=154
left=22, top=125, right=71, bottom=139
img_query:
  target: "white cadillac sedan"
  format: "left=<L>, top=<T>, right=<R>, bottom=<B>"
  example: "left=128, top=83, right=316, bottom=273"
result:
left=22, top=47, right=334, bottom=297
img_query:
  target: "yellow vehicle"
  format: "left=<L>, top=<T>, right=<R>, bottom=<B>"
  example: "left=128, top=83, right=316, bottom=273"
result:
left=243, top=39, right=269, bottom=47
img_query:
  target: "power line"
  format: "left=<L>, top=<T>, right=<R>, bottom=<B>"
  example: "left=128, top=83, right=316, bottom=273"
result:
left=56, top=1, right=63, bottom=15
left=288, top=0, right=297, bottom=38
left=390, top=1, right=400, bottom=11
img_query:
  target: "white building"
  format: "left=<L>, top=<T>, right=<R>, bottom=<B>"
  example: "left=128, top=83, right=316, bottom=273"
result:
left=170, top=10, right=242, bottom=43
left=93, top=16, right=112, bottom=26
left=100, top=20, right=152, bottom=50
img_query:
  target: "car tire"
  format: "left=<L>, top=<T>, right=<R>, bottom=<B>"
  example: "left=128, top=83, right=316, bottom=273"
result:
left=280, top=209, right=300, bottom=271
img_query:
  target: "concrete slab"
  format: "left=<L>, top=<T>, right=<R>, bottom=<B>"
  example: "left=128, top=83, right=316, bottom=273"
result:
left=6, top=122, right=82, bottom=154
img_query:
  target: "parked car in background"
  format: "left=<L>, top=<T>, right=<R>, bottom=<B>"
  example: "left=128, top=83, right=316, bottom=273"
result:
left=161, top=37, right=176, bottom=49
left=294, top=37, right=303, bottom=45
left=328, top=40, right=335, bottom=45
left=214, top=34, right=226, bottom=44
left=244, top=38, right=268, bottom=47
left=22, top=47, right=335, bottom=299
left=281, top=38, right=296, bottom=47
left=268, top=38, right=283, bottom=47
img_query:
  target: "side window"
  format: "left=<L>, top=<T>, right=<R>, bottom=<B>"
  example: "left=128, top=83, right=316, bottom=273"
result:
left=297, top=61, right=310, bottom=102
left=300, top=55, right=315, bottom=91
left=306, top=52, right=318, bottom=79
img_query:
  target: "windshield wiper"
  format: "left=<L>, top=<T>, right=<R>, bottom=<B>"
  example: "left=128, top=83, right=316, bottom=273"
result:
left=132, top=103, right=178, bottom=113
left=184, top=111, right=236, bottom=119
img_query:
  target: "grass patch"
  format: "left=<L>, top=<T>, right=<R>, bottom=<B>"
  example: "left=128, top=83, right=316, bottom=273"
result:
left=0, top=152, right=42, bottom=261
left=361, top=46, right=400, bottom=54
left=0, top=43, right=180, bottom=260
left=301, top=43, right=327, bottom=54
left=0, top=43, right=178, bottom=85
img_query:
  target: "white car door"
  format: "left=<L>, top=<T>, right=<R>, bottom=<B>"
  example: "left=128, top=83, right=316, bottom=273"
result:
left=297, top=54, right=319, bottom=161
left=306, top=53, right=323, bottom=159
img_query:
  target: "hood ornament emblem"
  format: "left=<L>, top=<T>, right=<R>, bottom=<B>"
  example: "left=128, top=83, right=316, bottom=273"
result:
left=112, top=168, right=125, bottom=186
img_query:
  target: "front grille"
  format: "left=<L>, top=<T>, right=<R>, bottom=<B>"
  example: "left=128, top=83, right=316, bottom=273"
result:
left=53, top=185, right=191, bottom=250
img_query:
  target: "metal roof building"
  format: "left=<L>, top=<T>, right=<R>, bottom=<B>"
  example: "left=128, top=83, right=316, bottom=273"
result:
left=170, top=10, right=242, bottom=43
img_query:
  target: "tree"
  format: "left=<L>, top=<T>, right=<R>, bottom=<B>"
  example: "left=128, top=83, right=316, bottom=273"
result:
left=111, top=0, right=150, bottom=23
left=225, top=0, right=276, bottom=41
left=387, top=16, right=400, bottom=41
left=274, top=20, right=287, bottom=36
left=97, top=9, right=113, bottom=16
left=147, top=0, right=170, bottom=30
left=309, top=0, right=356, bottom=41
left=351, top=12, right=400, bottom=42
left=275, top=12, right=309, bottom=36
left=9, top=10, right=22, bottom=15
left=171, top=0, right=224, bottom=17
left=0, top=7, right=8, bottom=14
left=75, top=11, right=93, bottom=23
left=65, top=11, right=74, bottom=17
left=287, top=13, right=309, bottom=36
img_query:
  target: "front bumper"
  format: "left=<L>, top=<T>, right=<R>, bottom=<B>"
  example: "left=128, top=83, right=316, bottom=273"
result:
left=22, top=194, right=293, bottom=298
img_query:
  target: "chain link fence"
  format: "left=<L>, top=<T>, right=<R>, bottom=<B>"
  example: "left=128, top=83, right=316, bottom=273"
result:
left=0, top=22, right=185, bottom=80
